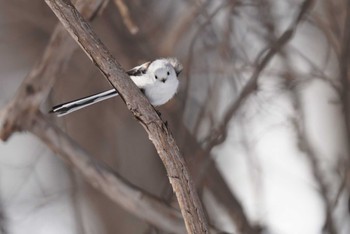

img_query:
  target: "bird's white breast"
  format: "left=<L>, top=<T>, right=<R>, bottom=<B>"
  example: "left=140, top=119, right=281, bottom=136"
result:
left=145, top=77, right=179, bottom=106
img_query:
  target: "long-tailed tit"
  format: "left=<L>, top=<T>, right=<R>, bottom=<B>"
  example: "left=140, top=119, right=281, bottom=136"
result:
left=50, top=58, right=182, bottom=117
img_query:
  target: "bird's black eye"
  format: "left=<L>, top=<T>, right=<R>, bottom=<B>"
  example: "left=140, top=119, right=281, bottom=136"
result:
left=155, top=75, right=158, bottom=79
left=167, top=71, right=170, bottom=75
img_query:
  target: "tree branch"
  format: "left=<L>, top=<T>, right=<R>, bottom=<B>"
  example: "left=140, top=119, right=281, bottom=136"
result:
left=43, top=0, right=208, bottom=233
left=204, top=0, right=315, bottom=149
left=31, top=111, right=187, bottom=233
left=0, top=0, right=108, bottom=140
left=113, top=0, right=139, bottom=34
left=284, top=67, right=338, bottom=234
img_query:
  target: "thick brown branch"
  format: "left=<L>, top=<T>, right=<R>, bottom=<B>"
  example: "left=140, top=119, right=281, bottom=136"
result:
left=44, top=0, right=208, bottom=233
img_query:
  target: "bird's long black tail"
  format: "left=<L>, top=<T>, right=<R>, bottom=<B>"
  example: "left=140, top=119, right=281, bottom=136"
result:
left=50, top=89, right=118, bottom=117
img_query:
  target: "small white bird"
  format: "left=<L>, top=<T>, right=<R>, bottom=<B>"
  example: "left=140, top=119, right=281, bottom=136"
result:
left=50, top=58, right=182, bottom=117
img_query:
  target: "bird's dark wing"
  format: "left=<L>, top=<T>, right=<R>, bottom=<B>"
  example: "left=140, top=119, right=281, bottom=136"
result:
left=126, top=61, right=151, bottom=76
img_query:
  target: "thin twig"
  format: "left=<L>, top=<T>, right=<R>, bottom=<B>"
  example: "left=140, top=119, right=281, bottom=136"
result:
left=0, top=196, right=7, bottom=234
left=159, top=1, right=209, bottom=55
left=176, top=1, right=314, bottom=232
left=203, top=0, right=315, bottom=147
left=339, top=0, right=350, bottom=213
left=340, top=0, right=350, bottom=150
left=177, top=1, right=236, bottom=148
left=113, top=0, right=139, bottom=34
left=182, top=1, right=233, bottom=116
left=290, top=102, right=338, bottom=234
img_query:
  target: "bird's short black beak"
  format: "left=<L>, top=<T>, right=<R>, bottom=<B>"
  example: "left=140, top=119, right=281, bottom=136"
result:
left=161, top=79, right=166, bottom=83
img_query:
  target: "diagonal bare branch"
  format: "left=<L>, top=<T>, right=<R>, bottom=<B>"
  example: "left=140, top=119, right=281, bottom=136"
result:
left=43, top=0, right=208, bottom=233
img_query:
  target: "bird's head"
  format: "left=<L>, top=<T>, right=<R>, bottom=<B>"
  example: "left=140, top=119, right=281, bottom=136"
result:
left=148, top=58, right=183, bottom=83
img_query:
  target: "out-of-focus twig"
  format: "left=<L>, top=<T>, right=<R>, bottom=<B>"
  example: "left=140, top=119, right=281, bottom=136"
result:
left=182, top=1, right=234, bottom=115
left=339, top=0, right=350, bottom=206
left=253, top=1, right=338, bottom=233
left=113, top=0, right=139, bottom=34
left=278, top=4, right=338, bottom=229
left=310, top=14, right=340, bottom=57
left=187, top=1, right=315, bottom=231
left=201, top=0, right=315, bottom=148
left=159, top=1, right=209, bottom=55
left=0, top=197, right=7, bottom=234
left=340, top=0, right=350, bottom=150
left=288, top=84, right=338, bottom=234
left=177, top=1, right=236, bottom=149
left=43, top=0, right=208, bottom=233
left=0, top=0, right=108, bottom=139
left=288, top=46, right=341, bottom=96
left=31, top=112, right=187, bottom=233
